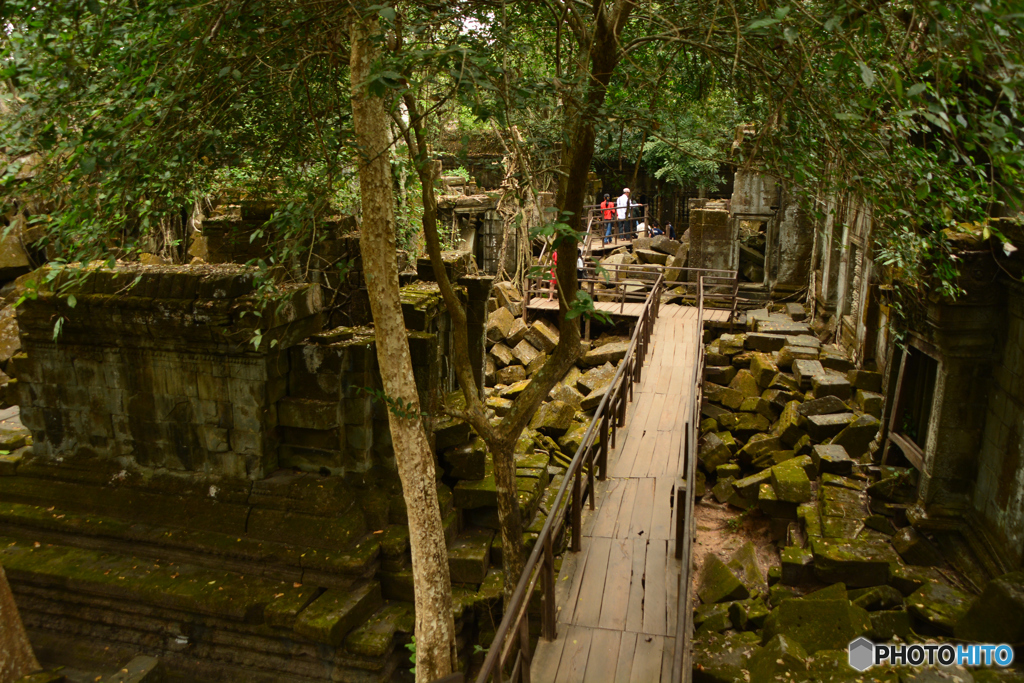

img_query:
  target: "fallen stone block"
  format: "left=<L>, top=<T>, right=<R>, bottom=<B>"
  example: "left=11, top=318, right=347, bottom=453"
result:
left=955, top=571, right=1024, bottom=643
left=773, top=400, right=804, bottom=446
left=759, top=483, right=799, bottom=519
left=691, top=631, right=761, bottom=683
left=888, top=564, right=947, bottom=596
left=506, top=318, right=528, bottom=346
left=850, top=585, right=904, bottom=611
left=577, top=362, right=616, bottom=395
left=906, top=581, right=972, bottom=634
left=734, top=470, right=772, bottom=499
left=819, top=347, right=854, bottom=372
left=811, top=444, right=854, bottom=475
left=779, top=546, right=814, bottom=586
left=739, top=396, right=776, bottom=421
left=698, top=553, right=750, bottom=604
left=486, top=307, right=515, bottom=342
left=785, top=303, right=807, bottom=321
left=705, top=365, right=737, bottom=385
left=756, top=320, right=813, bottom=336
left=761, top=596, right=871, bottom=654
left=488, top=342, right=515, bottom=367
left=776, top=346, right=818, bottom=370
left=890, top=527, right=944, bottom=567
left=792, top=359, right=825, bottom=389
left=729, top=597, right=770, bottom=631
left=636, top=248, right=669, bottom=266
left=789, top=334, right=821, bottom=349
left=853, top=389, right=883, bottom=418
left=771, top=463, right=812, bottom=504
left=511, top=339, right=541, bottom=366
left=524, top=320, right=559, bottom=353
left=797, top=395, right=849, bottom=418
left=719, top=333, right=745, bottom=355
left=749, top=353, right=779, bottom=389
left=820, top=516, right=864, bottom=540
left=495, top=365, right=526, bottom=385
left=580, top=340, right=629, bottom=366
left=805, top=412, right=856, bottom=441
left=728, top=369, right=760, bottom=398
left=812, top=373, right=853, bottom=401
left=718, top=412, right=770, bottom=437
left=869, top=610, right=911, bottom=640
left=847, top=369, right=883, bottom=392
left=830, top=414, right=880, bottom=458
left=529, top=400, right=575, bottom=437
left=745, top=333, right=788, bottom=352
left=810, top=538, right=898, bottom=587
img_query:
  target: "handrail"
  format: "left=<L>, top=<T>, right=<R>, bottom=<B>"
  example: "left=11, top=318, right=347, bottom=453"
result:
left=468, top=272, right=666, bottom=683
left=671, top=276, right=707, bottom=682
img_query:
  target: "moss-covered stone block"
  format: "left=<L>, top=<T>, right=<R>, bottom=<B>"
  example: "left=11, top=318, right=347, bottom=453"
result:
left=955, top=571, right=1024, bottom=643
left=728, top=369, right=760, bottom=399
left=448, top=527, right=494, bottom=584
left=529, top=400, right=575, bottom=437
left=265, top=585, right=322, bottom=628
left=906, top=581, right=972, bottom=634
left=698, top=553, right=750, bottom=604
left=869, top=609, right=911, bottom=640
left=780, top=546, right=814, bottom=586
left=771, top=462, right=812, bottom=504
left=761, top=597, right=871, bottom=654
left=810, top=537, right=898, bottom=587
left=747, top=633, right=807, bottom=681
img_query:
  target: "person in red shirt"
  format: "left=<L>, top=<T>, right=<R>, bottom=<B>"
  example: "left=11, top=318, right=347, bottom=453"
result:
left=600, top=193, right=616, bottom=244
left=548, top=249, right=558, bottom=299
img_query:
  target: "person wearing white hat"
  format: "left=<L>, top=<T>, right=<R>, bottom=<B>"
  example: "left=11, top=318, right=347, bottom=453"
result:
left=616, top=188, right=631, bottom=241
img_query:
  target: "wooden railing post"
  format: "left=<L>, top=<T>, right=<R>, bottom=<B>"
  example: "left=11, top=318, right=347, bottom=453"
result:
left=541, top=535, right=556, bottom=642
left=571, top=467, right=582, bottom=552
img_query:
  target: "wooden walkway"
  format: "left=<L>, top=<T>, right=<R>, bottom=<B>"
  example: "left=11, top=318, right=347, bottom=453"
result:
left=527, top=299, right=733, bottom=323
left=530, top=303, right=704, bottom=682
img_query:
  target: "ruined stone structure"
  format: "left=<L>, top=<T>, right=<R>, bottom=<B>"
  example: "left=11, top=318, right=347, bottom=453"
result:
left=0, top=261, right=521, bottom=682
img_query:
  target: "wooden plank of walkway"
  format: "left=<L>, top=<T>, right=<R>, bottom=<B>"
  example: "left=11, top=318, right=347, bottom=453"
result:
left=531, top=303, right=699, bottom=682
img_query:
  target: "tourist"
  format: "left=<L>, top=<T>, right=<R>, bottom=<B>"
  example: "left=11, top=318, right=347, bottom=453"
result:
left=577, top=248, right=585, bottom=284
left=616, top=188, right=631, bottom=241
left=649, top=221, right=664, bottom=237
left=600, top=193, right=616, bottom=244
left=548, top=248, right=558, bottom=299
left=666, top=222, right=676, bottom=240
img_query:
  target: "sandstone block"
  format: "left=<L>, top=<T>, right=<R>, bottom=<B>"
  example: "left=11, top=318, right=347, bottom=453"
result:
left=511, top=339, right=541, bottom=366
left=486, top=307, right=515, bottom=342
left=524, top=320, right=559, bottom=353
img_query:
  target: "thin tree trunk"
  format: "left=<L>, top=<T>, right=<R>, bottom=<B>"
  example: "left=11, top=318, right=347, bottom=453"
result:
left=349, top=12, right=457, bottom=682
left=1, top=564, right=39, bottom=683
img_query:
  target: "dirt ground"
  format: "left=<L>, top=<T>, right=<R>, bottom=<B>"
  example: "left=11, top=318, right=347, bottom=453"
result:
left=690, top=497, right=779, bottom=592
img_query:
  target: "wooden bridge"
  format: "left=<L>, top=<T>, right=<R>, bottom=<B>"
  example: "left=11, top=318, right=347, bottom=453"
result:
left=463, top=271, right=735, bottom=683
left=529, top=303, right=722, bottom=682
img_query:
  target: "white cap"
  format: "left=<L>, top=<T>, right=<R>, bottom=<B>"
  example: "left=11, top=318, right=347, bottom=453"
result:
left=623, top=187, right=630, bottom=193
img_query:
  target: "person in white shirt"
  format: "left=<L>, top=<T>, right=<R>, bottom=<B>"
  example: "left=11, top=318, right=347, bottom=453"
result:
left=615, top=188, right=631, bottom=241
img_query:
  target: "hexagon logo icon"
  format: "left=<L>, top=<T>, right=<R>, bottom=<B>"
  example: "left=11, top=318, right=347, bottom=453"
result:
left=848, top=637, right=875, bottom=672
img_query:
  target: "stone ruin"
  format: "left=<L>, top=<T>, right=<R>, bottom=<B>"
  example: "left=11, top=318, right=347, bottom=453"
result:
left=689, top=305, right=1024, bottom=682
left=0, top=257, right=574, bottom=681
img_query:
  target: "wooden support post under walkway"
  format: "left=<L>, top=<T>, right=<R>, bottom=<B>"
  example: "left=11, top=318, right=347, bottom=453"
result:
left=529, top=304, right=730, bottom=682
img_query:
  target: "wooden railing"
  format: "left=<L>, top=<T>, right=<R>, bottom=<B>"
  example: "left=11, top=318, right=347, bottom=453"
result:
left=467, top=273, right=665, bottom=683
left=671, top=275, right=708, bottom=683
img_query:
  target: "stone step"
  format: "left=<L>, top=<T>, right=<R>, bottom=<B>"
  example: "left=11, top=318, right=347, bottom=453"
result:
left=0, top=500, right=378, bottom=587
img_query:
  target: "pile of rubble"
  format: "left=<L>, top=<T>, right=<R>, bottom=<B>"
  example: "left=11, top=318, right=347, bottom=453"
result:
left=593, top=235, right=693, bottom=301
left=692, top=304, right=1024, bottom=682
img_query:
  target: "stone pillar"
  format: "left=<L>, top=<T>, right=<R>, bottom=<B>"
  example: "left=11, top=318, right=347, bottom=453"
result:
left=769, top=194, right=815, bottom=292
left=688, top=208, right=734, bottom=282
left=459, top=274, right=493, bottom=399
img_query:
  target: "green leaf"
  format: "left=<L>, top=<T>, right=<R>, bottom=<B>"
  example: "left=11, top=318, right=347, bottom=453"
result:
left=67, top=294, right=77, bottom=309
left=858, top=63, right=876, bottom=88
left=907, top=83, right=927, bottom=97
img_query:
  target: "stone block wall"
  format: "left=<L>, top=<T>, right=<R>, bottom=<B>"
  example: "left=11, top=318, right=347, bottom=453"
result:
left=14, top=264, right=322, bottom=480
left=974, top=281, right=1024, bottom=565
left=688, top=208, right=736, bottom=281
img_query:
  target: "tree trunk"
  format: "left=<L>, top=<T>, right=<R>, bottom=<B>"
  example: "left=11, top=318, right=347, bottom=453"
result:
left=1, top=564, right=39, bottom=683
left=350, top=12, right=457, bottom=682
